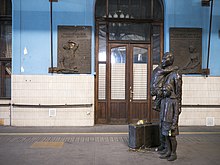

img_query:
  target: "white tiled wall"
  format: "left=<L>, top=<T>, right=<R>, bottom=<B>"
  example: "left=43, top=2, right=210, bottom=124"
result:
left=12, top=75, right=94, bottom=105
left=11, top=75, right=94, bottom=126
left=182, top=76, right=220, bottom=105
left=180, top=76, right=220, bottom=126
left=12, top=107, right=94, bottom=126
left=1, top=75, right=220, bottom=126
left=179, top=108, right=220, bottom=126
left=0, top=99, right=10, bottom=126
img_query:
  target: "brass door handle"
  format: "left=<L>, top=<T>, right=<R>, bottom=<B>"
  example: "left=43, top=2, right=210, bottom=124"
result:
left=129, top=86, right=133, bottom=102
left=130, top=90, right=134, bottom=98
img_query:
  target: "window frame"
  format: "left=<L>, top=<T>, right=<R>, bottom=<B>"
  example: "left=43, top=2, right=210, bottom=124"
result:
left=0, top=0, right=12, bottom=99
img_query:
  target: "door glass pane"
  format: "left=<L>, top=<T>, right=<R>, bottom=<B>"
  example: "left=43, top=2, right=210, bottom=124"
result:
left=98, top=24, right=106, bottom=62
left=98, top=64, right=106, bottom=100
left=108, top=0, right=129, bottom=18
left=109, top=23, right=150, bottom=41
left=111, top=47, right=126, bottom=99
left=0, top=61, right=11, bottom=97
left=130, top=0, right=152, bottom=19
left=107, top=0, right=157, bottom=19
left=152, top=25, right=161, bottom=65
left=153, top=0, right=163, bottom=19
left=0, top=0, right=12, bottom=16
left=133, top=47, right=148, bottom=100
left=0, top=23, right=12, bottom=58
left=95, top=0, right=106, bottom=18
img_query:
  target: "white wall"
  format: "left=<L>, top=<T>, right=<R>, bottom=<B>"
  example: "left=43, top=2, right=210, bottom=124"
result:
left=180, top=76, right=220, bottom=126
left=0, top=99, right=10, bottom=126
left=1, top=75, right=220, bottom=126
left=11, top=75, right=94, bottom=126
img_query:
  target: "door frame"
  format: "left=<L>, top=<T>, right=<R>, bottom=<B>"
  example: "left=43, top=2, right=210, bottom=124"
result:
left=128, top=44, right=152, bottom=123
left=107, top=43, right=128, bottom=124
left=104, top=43, right=152, bottom=124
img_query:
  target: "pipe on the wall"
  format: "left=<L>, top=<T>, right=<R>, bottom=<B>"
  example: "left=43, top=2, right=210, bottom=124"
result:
left=10, top=103, right=12, bottom=126
left=50, top=0, right=54, bottom=73
left=206, top=0, right=214, bottom=77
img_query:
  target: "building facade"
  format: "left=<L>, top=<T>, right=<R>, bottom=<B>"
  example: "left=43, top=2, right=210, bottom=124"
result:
left=0, top=0, right=220, bottom=126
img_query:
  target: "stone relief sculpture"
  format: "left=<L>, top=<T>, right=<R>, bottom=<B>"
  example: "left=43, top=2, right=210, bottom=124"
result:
left=58, top=40, right=79, bottom=74
left=169, top=28, right=202, bottom=74
left=51, top=26, right=91, bottom=74
left=182, top=45, right=200, bottom=71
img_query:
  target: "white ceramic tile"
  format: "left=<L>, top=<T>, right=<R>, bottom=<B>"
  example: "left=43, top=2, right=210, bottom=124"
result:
left=11, top=106, right=94, bottom=126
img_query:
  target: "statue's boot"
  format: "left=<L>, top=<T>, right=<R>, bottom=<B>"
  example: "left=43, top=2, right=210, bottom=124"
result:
left=159, top=137, right=171, bottom=159
left=158, top=132, right=166, bottom=152
left=156, top=130, right=166, bottom=152
left=158, top=140, right=167, bottom=155
left=167, top=137, right=177, bottom=161
left=158, top=148, right=167, bottom=155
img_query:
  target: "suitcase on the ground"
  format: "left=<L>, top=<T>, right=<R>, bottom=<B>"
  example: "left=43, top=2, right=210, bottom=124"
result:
left=128, top=123, right=160, bottom=149
left=144, top=124, right=153, bottom=148
left=128, top=124, right=145, bottom=149
left=150, top=123, right=160, bottom=147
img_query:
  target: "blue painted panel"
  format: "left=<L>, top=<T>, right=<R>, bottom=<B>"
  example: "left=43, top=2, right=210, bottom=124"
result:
left=12, top=0, right=220, bottom=76
left=12, top=0, right=21, bottom=75
left=164, top=0, right=220, bottom=76
left=12, top=0, right=95, bottom=75
left=209, top=0, right=220, bottom=75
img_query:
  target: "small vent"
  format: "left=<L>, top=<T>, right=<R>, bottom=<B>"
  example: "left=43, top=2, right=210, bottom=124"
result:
left=206, top=117, right=215, bottom=126
left=49, top=109, right=56, bottom=117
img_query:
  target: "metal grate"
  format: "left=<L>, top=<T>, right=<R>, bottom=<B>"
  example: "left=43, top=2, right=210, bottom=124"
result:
left=49, top=108, right=56, bottom=117
left=206, top=117, right=215, bottom=126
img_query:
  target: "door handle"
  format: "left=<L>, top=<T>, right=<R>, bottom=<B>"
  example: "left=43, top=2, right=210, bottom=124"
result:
left=130, top=87, right=134, bottom=102
left=129, top=86, right=133, bottom=95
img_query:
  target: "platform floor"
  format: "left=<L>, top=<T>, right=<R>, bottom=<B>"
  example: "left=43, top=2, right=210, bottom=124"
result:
left=0, top=125, right=220, bottom=165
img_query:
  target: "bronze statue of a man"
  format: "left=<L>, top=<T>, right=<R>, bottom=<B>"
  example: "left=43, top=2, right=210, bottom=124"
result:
left=151, top=54, right=179, bottom=112
left=151, top=52, right=182, bottom=161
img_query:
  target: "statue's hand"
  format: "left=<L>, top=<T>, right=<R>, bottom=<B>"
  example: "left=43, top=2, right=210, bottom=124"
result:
left=151, top=90, right=156, bottom=96
left=174, top=66, right=179, bottom=70
left=156, top=90, right=163, bottom=97
left=171, top=125, right=176, bottom=130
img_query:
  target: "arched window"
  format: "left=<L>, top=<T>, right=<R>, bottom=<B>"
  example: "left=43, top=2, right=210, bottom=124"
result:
left=95, top=0, right=164, bottom=64
left=96, top=0, right=163, bottom=19
left=96, top=0, right=163, bottom=41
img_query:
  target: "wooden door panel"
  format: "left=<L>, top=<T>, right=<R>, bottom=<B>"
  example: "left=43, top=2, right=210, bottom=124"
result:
left=151, top=110, right=160, bottom=122
left=130, top=102, right=147, bottom=121
left=110, top=102, right=127, bottom=119
left=96, top=102, right=107, bottom=124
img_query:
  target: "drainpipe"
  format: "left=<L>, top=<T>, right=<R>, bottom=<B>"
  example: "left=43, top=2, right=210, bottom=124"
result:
left=10, top=102, right=12, bottom=126
left=49, top=0, right=58, bottom=73
left=206, top=0, right=214, bottom=77
left=49, top=0, right=54, bottom=73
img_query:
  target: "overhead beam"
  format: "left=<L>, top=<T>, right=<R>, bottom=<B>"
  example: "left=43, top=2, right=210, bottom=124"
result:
left=49, top=0, right=58, bottom=2
left=201, top=0, right=211, bottom=6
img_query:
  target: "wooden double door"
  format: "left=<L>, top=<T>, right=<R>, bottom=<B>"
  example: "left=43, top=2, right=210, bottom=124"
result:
left=96, top=43, right=155, bottom=124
